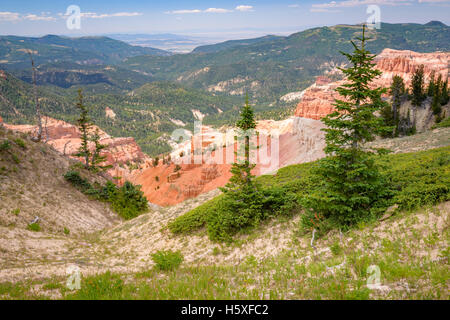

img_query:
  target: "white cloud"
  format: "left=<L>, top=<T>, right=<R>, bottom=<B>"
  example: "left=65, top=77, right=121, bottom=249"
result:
left=1, top=10, right=143, bottom=23
left=24, top=14, right=57, bottom=21
left=312, top=0, right=413, bottom=9
left=418, top=0, right=450, bottom=2
left=204, top=8, right=233, bottom=13
left=0, top=11, right=21, bottom=21
left=235, top=5, right=254, bottom=11
left=0, top=11, right=58, bottom=22
left=166, top=8, right=233, bottom=14
left=288, top=4, right=300, bottom=8
left=165, top=9, right=202, bottom=14
left=310, top=8, right=342, bottom=12
left=80, top=12, right=142, bottom=19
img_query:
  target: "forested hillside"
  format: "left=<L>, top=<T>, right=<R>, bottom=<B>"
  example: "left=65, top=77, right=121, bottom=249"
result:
left=1, top=22, right=449, bottom=156
left=122, top=22, right=450, bottom=102
left=0, top=35, right=170, bottom=69
left=0, top=71, right=240, bottom=155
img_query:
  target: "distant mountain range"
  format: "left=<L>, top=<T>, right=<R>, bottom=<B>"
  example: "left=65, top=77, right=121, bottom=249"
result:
left=0, top=34, right=171, bottom=69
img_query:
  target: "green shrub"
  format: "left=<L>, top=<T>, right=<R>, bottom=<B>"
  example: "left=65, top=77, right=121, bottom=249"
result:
left=64, top=171, right=92, bottom=192
left=151, top=250, right=183, bottom=271
left=330, top=242, right=343, bottom=256
left=168, top=196, right=221, bottom=234
left=64, top=227, right=70, bottom=235
left=207, top=185, right=300, bottom=242
left=167, top=162, right=311, bottom=241
left=0, top=140, right=11, bottom=152
left=109, top=182, right=148, bottom=220
left=380, top=147, right=450, bottom=211
left=13, top=138, right=26, bottom=149
left=432, top=116, right=450, bottom=128
left=11, top=208, right=20, bottom=216
left=98, top=181, right=118, bottom=201
left=64, top=171, right=148, bottom=220
left=27, top=222, right=41, bottom=232
left=207, top=188, right=264, bottom=242
left=11, top=154, right=20, bottom=164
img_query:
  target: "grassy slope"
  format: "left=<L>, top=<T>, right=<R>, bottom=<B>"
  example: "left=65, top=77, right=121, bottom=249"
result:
left=169, top=142, right=450, bottom=236
left=0, top=130, right=448, bottom=300
left=1, top=201, right=448, bottom=300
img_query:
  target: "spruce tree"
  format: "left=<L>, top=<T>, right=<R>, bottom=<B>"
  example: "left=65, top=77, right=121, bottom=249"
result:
left=411, top=65, right=425, bottom=107
left=223, top=94, right=257, bottom=191
left=90, top=128, right=110, bottom=172
left=383, top=75, right=405, bottom=136
left=431, top=75, right=442, bottom=120
left=236, top=94, right=257, bottom=183
left=75, top=89, right=92, bottom=169
left=303, top=25, right=390, bottom=228
left=211, top=95, right=262, bottom=242
left=440, top=80, right=449, bottom=105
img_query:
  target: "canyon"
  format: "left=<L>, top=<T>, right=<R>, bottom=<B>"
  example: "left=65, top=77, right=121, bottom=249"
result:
left=131, top=48, right=449, bottom=206
left=2, top=116, right=149, bottom=182
left=2, top=48, right=448, bottom=207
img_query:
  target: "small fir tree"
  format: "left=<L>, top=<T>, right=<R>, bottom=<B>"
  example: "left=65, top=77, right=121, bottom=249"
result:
left=90, top=129, right=110, bottom=172
left=75, top=89, right=92, bottom=169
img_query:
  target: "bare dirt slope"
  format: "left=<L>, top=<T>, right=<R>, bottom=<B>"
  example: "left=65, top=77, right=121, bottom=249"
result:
left=0, top=126, right=122, bottom=281
left=0, top=126, right=120, bottom=236
left=366, top=126, right=450, bottom=153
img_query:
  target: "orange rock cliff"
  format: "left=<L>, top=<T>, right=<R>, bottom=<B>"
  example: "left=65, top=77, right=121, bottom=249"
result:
left=295, top=49, right=449, bottom=119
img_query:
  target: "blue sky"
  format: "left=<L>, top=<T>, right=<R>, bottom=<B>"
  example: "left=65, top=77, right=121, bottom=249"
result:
left=0, top=0, right=449, bottom=37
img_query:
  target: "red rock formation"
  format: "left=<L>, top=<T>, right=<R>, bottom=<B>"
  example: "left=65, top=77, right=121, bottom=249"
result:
left=295, top=49, right=450, bottom=119
left=134, top=49, right=450, bottom=207
left=294, top=79, right=341, bottom=120
left=3, top=117, right=148, bottom=178
left=131, top=117, right=326, bottom=206
left=132, top=162, right=232, bottom=206
left=375, top=49, right=449, bottom=87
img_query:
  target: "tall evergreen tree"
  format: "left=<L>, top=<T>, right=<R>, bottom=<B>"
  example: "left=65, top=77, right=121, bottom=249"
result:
left=223, top=94, right=257, bottom=190
left=382, top=75, right=405, bottom=136
left=411, top=65, right=425, bottom=107
left=211, top=94, right=263, bottom=242
left=427, top=71, right=436, bottom=97
left=303, top=25, right=390, bottom=228
left=440, top=79, right=449, bottom=105
left=75, top=89, right=92, bottom=169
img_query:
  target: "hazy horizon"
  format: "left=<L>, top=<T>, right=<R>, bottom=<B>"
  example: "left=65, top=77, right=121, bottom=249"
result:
left=1, top=0, right=449, bottom=38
